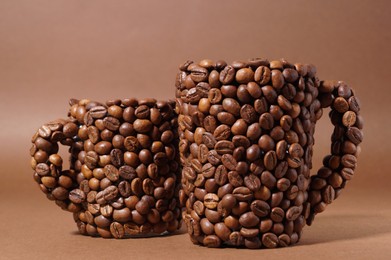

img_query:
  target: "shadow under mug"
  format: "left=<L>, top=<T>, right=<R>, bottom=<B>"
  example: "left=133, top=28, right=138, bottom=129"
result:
left=175, top=58, right=363, bottom=248
left=30, top=98, right=182, bottom=238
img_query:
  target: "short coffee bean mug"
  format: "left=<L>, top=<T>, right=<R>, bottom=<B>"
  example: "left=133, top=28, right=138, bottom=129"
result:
left=30, top=98, right=182, bottom=238
left=175, top=58, right=363, bottom=248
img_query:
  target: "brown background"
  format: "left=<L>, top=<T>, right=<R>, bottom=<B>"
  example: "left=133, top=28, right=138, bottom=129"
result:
left=1, top=0, right=390, bottom=259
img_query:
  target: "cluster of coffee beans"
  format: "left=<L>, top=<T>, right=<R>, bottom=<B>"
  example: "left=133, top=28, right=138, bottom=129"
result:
left=175, top=58, right=363, bottom=248
left=30, top=98, right=182, bottom=238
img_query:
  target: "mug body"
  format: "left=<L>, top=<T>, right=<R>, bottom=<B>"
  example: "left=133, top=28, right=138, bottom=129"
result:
left=175, top=59, right=321, bottom=248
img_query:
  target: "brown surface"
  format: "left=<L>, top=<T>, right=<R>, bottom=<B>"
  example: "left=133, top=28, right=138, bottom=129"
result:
left=1, top=0, right=391, bottom=259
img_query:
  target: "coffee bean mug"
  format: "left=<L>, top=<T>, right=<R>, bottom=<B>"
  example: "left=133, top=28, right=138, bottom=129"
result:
left=30, top=98, right=182, bottom=238
left=175, top=58, right=363, bottom=248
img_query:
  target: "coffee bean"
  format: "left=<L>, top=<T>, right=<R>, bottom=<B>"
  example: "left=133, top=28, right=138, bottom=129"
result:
left=222, top=98, right=241, bottom=116
left=104, top=164, right=119, bottom=182
left=264, top=151, right=277, bottom=170
left=117, top=165, right=135, bottom=180
left=282, top=68, right=299, bottom=83
left=213, top=124, right=231, bottom=141
left=254, top=66, right=271, bottom=85
left=259, top=113, right=274, bottom=130
left=204, top=193, right=219, bottom=209
left=102, top=117, right=120, bottom=131
left=341, top=154, right=357, bottom=168
left=239, top=212, right=259, bottom=228
left=236, top=68, right=254, bottom=84
left=69, top=189, right=86, bottom=204
left=228, top=171, right=244, bottom=187
left=214, top=222, right=231, bottom=241
left=219, top=66, right=235, bottom=84
left=286, top=206, right=301, bottom=221
left=89, top=106, right=107, bottom=119
left=221, top=85, right=237, bottom=98
left=221, top=154, right=237, bottom=171
left=110, top=222, right=125, bottom=238
left=214, top=165, right=228, bottom=186
left=85, top=151, right=99, bottom=169
left=271, top=70, right=285, bottom=89
left=95, top=141, right=112, bottom=155
left=190, top=66, right=208, bottom=82
left=348, top=96, right=360, bottom=113
left=203, top=235, right=221, bottom=248
left=250, top=200, right=270, bottom=217
left=346, top=127, right=363, bottom=145
left=233, top=187, right=253, bottom=201
left=133, top=119, right=153, bottom=133
left=333, top=97, right=349, bottom=113
left=254, top=97, right=268, bottom=114
left=270, top=207, right=285, bottom=222
left=244, top=174, right=261, bottom=191
left=246, top=144, right=261, bottom=162
left=215, top=140, right=234, bottom=155
left=240, top=104, right=258, bottom=124
left=122, top=136, right=140, bottom=153
left=217, top=112, right=236, bottom=125
left=246, top=82, right=262, bottom=99
left=202, top=132, right=216, bottom=149
left=262, top=233, right=278, bottom=248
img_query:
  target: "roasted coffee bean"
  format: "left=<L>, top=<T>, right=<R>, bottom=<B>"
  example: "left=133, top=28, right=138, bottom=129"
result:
left=202, top=132, right=216, bottom=149
left=286, top=206, right=301, bottom=221
left=214, top=124, right=231, bottom=141
left=254, top=66, right=271, bottom=85
left=219, top=66, right=235, bottom=84
left=221, top=85, right=238, bottom=98
left=264, top=151, right=277, bottom=170
left=259, top=113, right=274, bottom=130
left=346, top=127, right=363, bottom=145
left=244, top=174, right=261, bottom=191
left=69, top=189, right=86, bottom=204
left=215, top=140, right=234, bottom=155
left=133, top=119, right=153, bottom=133
left=271, top=70, right=285, bottom=89
left=222, top=98, right=241, bottom=116
left=104, top=164, right=119, bottom=182
left=103, top=117, right=120, bottom=131
left=246, top=144, right=261, bottom=162
left=221, top=154, right=237, bottom=171
left=240, top=104, right=257, bottom=124
left=233, top=187, right=253, bottom=201
left=270, top=207, right=285, bottom=222
left=236, top=68, right=254, bottom=84
left=204, top=193, right=219, bottom=209
left=250, top=200, right=270, bottom=217
left=215, top=165, right=228, bottom=186
left=217, top=112, right=236, bottom=125
left=247, top=123, right=262, bottom=141
left=258, top=135, right=275, bottom=152
left=239, top=212, right=259, bottom=228
left=203, top=235, right=222, bottom=248
left=262, top=233, right=278, bottom=248
left=228, top=171, right=244, bottom=187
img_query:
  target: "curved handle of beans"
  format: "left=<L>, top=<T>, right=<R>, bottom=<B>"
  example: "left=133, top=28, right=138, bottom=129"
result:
left=30, top=117, right=84, bottom=213
left=306, top=80, right=363, bottom=225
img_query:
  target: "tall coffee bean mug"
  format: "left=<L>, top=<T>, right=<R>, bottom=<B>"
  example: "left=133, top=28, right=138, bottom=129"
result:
left=30, top=98, right=182, bottom=238
left=175, top=58, right=363, bottom=248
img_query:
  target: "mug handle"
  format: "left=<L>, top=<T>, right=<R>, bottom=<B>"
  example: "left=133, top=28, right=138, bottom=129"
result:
left=306, top=80, right=363, bottom=225
left=30, top=117, right=84, bottom=213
